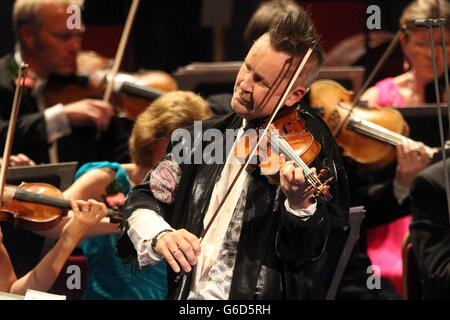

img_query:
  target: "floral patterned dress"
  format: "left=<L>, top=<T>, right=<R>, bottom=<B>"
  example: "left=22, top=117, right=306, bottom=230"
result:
left=75, top=161, right=167, bottom=300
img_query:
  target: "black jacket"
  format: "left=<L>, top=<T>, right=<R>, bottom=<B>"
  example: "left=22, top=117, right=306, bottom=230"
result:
left=117, top=106, right=350, bottom=300
left=410, top=158, right=450, bottom=299
left=0, top=54, right=132, bottom=166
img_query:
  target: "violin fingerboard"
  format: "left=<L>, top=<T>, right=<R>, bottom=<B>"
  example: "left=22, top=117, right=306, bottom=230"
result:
left=14, top=189, right=71, bottom=209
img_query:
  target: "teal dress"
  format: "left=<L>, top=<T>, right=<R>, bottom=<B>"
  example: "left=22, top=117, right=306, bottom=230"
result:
left=75, top=161, right=167, bottom=300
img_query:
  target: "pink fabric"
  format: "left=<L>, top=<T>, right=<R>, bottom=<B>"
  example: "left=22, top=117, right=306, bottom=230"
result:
left=366, top=215, right=411, bottom=296
left=366, top=77, right=408, bottom=296
left=375, top=77, right=405, bottom=107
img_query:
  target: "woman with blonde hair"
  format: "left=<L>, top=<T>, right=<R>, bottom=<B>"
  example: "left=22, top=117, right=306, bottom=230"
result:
left=60, top=91, right=212, bottom=300
left=361, top=0, right=449, bottom=107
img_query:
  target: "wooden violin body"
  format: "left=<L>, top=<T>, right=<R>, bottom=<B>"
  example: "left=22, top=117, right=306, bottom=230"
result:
left=44, top=51, right=178, bottom=119
left=0, top=183, right=66, bottom=231
left=309, top=79, right=412, bottom=170
left=0, top=182, right=123, bottom=231
left=235, top=107, right=332, bottom=201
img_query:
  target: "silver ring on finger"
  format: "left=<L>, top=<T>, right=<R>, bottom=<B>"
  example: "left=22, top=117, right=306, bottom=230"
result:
left=172, top=248, right=178, bottom=255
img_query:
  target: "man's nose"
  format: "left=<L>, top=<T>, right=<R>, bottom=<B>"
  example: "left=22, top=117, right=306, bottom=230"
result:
left=240, top=73, right=253, bottom=93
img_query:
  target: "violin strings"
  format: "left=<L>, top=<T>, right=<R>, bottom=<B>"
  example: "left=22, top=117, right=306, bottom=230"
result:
left=349, top=118, right=434, bottom=158
left=269, top=130, right=321, bottom=187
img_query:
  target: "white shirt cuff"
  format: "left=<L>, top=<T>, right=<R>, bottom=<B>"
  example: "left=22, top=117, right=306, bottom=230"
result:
left=127, top=208, right=174, bottom=267
left=44, top=104, right=71, bottom=143
left=393, top=180, right=410, bottom=205
left=284, top=199, right=317, bottom=220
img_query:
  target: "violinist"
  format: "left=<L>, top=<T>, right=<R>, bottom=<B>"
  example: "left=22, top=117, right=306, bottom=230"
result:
left=0, top=0, right=129, bottom=165
left=116, top=10, right=350, bottom=300
left=0, top=199, right=107, bottom=296
left=346, top=0, right=449, bottom=297
left=361, top=0, right=449, bottom=108
left=206, top=0, right=301, bottom=116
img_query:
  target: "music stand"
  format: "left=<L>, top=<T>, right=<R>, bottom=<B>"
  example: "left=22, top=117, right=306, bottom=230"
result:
left=6, top=161, right=78, bottom=190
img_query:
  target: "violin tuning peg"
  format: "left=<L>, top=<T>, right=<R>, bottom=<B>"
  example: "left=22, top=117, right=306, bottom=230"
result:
left=323, top=176, right=334, bottom=185
left=318, top=169, right=329, bottom=179
left=304, top=184, right=314, bottom=194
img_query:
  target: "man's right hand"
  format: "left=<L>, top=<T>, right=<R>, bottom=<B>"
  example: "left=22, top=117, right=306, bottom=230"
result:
left=155, top=228, right=201, bottom=273
left=63, top=99, right=114, bottom=132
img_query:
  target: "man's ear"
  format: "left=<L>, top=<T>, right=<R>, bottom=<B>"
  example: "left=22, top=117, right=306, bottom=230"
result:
left=285, top=86, right=307, bottom=107
left=20, top=25, right=36, bottom=50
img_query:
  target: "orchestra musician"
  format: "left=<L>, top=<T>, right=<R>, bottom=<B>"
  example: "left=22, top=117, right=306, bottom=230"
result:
left=0, top=199, right=108, bottom=296
left=0, top=0, right=130, bottom=166
left=204, top=0, right=391, bottom=300
left=346, top=0, right=450, bottom=297
left=116, top=9, right=350, bottom=300
left=0, top=0, right=130, bottom=282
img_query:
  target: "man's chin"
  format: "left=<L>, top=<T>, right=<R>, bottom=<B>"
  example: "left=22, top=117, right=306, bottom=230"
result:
left=232, top=101, right=252, bottom=116
left=231, top=106, right=250, bottom=119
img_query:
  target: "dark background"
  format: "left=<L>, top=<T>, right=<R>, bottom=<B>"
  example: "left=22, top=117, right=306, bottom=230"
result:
left=0, top=0, right=413, bottom=75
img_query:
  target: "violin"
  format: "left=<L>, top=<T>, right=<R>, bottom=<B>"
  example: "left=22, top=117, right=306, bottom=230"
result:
left=309, top=79, right=437, bottom=170
left=174, top=48, right=332, bottom=283
left=44, top=51, right=178, bottom=120
left=0, top=182, right=122, bottom=231
left=234, top=107, right=333, bottom=201
left=0, top=64, right=123, bottom=232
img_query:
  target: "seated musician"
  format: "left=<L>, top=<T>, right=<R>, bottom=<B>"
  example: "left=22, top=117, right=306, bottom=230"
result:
left=0, top=0, right=132, bottom=287
left=1, top=0, right=129, bottom=165
left=0, top=199, right=107, bottom=296
left=61, top=91, right=212, bottom=300
left=361, top=0, right=449, bottom=108
left=349, top=0, right=449, bottom=297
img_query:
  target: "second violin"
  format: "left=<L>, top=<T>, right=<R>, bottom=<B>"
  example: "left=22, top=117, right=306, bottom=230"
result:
left=44, top=51, right=178, bottom=120
left=309, top=79, right=437, bottom=170
left=0, top=182, right=122, bottom=231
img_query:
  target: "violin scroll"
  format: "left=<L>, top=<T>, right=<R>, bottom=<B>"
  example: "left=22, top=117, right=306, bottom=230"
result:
left=304, top=168, right=334, bottom=202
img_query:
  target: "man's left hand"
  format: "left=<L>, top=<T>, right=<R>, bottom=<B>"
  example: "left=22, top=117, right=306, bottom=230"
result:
left=279, top=154, right=315, bottom=210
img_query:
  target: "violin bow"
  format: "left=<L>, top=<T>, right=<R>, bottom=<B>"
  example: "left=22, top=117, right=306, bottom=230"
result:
left=0, top=63, right=29, bottom=205
left=102, top=0, right=140, bottom=103
left=202, top=48, right=313, bottom=239
left=174, top=47, right=314, bottom=283
left=332, top=29, right=403, bottom=137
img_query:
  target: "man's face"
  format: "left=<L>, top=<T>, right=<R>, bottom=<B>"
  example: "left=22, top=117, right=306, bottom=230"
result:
left=231, top=35, right=306, bottom=122
left=28, top=3, right=84, bottom=76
